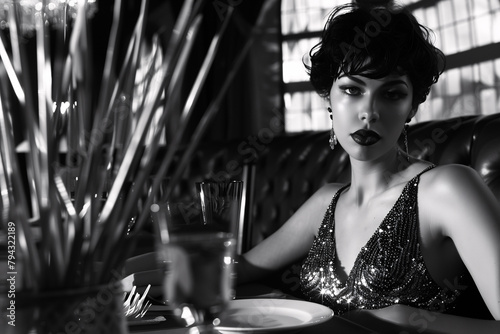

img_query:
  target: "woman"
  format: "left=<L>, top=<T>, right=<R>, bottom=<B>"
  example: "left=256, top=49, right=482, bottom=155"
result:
left=237, top=3, right=500, bottom=332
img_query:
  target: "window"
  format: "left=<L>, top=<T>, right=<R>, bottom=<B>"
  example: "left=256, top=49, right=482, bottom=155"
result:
left=281, top=0, right=500, bottom=132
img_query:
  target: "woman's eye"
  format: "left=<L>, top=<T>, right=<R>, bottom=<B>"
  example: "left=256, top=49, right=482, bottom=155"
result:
left=384, top=90, right=408, bottom=100
left=340, top=86, right=362, bottom=96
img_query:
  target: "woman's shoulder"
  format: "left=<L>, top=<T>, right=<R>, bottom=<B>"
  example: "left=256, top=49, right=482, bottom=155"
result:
left=316, top=182, right=348, bottom=198
left=320, top=181, right=348, bottom=192
left=417, top=162, right=498, bottom=230
left=302, top=182, right=347, bottom=211
left=418, top=163, right=483, bottom=191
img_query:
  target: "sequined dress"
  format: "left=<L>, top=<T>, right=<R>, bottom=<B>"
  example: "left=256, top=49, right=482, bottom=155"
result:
left=300, top=166, right=461, bottom=315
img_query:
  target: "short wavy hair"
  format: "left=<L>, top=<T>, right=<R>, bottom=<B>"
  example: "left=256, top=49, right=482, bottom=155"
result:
left=305, top=3, right=445, bottom=108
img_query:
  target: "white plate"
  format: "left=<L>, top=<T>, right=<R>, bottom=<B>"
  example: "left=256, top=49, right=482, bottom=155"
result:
left=215, top=299, right=334, bottom=333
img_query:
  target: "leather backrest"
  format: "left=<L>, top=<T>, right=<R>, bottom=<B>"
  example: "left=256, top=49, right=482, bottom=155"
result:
left=247, top=114, right=500, bottom=249
left=165, top=114, right=500, bottom=250
left=161, top=113, right=499, bottom=318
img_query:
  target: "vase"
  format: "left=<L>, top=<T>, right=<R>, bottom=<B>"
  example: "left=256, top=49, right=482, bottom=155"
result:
left=3, top=281, right=129, bottom=334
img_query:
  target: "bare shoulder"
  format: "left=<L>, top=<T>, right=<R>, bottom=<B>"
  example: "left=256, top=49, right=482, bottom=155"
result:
left=298, top=182, right=345, bottom=208
left=316, top=182, right=346, bottom=198
left=295, top=182, right=346, bottom=233
left=419, top=163, right=489, bottom=196
left=418, top=163, right=500, bottom=233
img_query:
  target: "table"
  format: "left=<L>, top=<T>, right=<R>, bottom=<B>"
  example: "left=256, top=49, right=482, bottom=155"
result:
left=127, top=283, right=445, bottom=334
left=129, top=311, right=449, bottom=334
left=129, top=316, right=377, bottom=334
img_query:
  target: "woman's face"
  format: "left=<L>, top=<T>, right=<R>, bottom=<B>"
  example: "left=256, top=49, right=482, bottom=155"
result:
left=329, top=73, right=415, bottom=161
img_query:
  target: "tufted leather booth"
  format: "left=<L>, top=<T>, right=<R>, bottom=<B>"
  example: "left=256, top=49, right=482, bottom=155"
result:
left=164, top=113, right=500, bottom=251
left=173, top=113, right=499, bottom=314
left=250, top=114, right=500, bottom=246
left=142, top=113, right=500, bottom=318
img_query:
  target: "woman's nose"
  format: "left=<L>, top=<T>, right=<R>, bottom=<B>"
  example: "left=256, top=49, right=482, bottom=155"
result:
left=358, top=101, right=379, bottom=123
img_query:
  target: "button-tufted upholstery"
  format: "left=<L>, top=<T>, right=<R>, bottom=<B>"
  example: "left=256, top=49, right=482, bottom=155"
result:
left=145, top=113, right=500, bottom=318
left=150, top=113, right=500, bottom=255
left=164, top=114, right=500, bottom=249
left=246, top=114, right=500, bottom=249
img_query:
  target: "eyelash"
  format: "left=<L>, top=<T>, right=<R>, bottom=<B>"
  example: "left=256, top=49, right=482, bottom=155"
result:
left=385, top=91, right=408, bottom=100
left=339, top=86, right=408, bottom=100
left=339, top=86, right=361, bottom=96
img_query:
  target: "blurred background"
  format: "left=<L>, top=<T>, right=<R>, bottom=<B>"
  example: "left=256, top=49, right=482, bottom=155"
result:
left=6, top=0, right=500, bottom=147
left=118, top=0, right=500, bottom=140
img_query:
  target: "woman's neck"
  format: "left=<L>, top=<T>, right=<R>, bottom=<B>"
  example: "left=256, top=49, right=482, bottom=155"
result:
left=348, top=149, right=408, bottom=206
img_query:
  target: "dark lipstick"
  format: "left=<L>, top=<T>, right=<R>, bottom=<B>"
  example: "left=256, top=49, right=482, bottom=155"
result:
left=351, top=129, right=381, bottom=146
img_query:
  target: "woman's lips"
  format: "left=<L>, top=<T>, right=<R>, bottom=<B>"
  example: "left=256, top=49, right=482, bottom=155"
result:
left=351, top=129, right=381, bottom=146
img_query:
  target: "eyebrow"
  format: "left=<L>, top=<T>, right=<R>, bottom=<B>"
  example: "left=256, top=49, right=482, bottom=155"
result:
left=340, top=75, right=409, bottom=88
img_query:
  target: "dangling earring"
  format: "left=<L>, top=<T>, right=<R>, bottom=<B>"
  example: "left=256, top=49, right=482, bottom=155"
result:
left=328, top=107, right=337, bottom=150
left=403, top=123, right=410, bottom=162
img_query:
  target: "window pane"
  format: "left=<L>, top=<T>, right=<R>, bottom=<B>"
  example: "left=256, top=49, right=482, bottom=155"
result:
left=481, top=88, right=497, bottom=115
left=492, top=0, right=500, bottom=11
left=445, top=68, right=461, bottom=95
left=441, top=25, right=458, bottom=54
left=474, top=15, right=492, bottom=46
left=455, top=21, right=472, bottom=51
left=454, top=0, right=469, bottom=21
left=438, top=1, right=454, bottom=27
left=480, top=61, right=495, bottom=86
left=282, top=38, right=319, bottom=83
left=281, top=0, right=500, bottom=132
left=472, top=0, right=491, bottom=16
left=493, top=12, right=500, bottom=43
left=425, top=6, right=439, bottom=28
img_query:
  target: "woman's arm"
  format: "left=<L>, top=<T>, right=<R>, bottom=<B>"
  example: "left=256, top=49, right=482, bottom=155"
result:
left=422, top=164, right=500, bottom=320
left=237, top=183, right=340, bottom=284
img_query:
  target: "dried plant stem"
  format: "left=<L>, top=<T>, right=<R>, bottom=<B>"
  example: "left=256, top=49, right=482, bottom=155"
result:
left=1, top=0, right=254, bottom=289
left=107, top=0, right=149, bottom=179
left=96, top=1, right=216, bottom=282
left=0, top=79, right=41, bottom=290
left=131, top=7, right=234, bottom=237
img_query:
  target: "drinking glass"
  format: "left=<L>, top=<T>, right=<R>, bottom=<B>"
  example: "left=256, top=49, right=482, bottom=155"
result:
left=196, top=180, right=243, bottom=239
left=154, top=180, right=243, bottom=334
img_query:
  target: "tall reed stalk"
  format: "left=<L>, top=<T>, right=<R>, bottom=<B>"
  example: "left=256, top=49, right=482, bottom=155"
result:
left=0, top=0, right=268, bottom=291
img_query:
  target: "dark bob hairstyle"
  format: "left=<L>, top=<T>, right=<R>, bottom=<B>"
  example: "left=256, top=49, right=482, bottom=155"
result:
left=306, top=3, right=445, bottom=108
